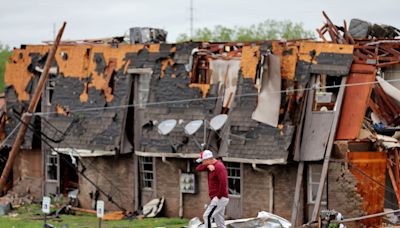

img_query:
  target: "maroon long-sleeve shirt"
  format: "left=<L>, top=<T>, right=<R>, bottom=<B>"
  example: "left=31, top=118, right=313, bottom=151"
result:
left=196, top=160, right=228, bottom=199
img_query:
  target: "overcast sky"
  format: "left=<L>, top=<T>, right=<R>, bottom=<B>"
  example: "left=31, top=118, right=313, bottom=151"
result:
left=1, top=0, right=399, bottom=48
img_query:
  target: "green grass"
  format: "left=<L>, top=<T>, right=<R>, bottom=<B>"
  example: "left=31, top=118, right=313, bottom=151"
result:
left=0, top=204, right=188, bottom=228
left=0, top=48, right=12, bottom=93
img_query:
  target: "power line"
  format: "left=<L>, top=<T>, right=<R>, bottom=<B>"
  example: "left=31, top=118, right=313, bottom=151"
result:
left=0, top=122, right=21, bottom=149
left=32, top=77, right=400, bottom=117
left=9, top=114, right=130, bottom=211
left=36, top=115, right=132, bottom=201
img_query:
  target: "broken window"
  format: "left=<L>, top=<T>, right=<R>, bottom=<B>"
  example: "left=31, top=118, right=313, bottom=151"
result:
left=139, top=156, right=154, bottom=189
left=226, top=162, right=241, bottom=196
left=191, top=53, right=210, bottom=84
left=308, top=164, right=327, bottom=205
left=313, top=75, right=342, bottom=111
left=45, top=76, right=56, bottom=106
left=46, top=152, right=58, bottom=181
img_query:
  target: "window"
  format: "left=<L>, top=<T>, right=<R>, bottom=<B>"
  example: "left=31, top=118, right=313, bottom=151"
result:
left=45, top=77, right=56, bottom=106
left=46, top=153, right=58, bottom=181
left=191, top=54, right=210, bottom=84
left=313, top=74, right=342, bottom=111
left=139, top=157, right=154, bottom=189
left=308, top=164, right=327, bottom=205
left=226, top=162, right=241, bottom=196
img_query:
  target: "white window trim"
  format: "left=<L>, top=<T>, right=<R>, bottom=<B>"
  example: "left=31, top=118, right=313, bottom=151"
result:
left=45, top=153, right=58, bottom=181
left=226, top=162, right=241, bottom=197
left=139, top=157, right=154, bottom=190
left=308, top=164, right=327, bottom=205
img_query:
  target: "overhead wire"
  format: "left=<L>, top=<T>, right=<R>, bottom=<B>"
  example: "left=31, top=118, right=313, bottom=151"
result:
left=0, top=122, right=21, bottom=149
left=10, top=114, right=129, bottom=211
left=32, top=77, right=400, bottom=117
left=36, top=114, right=132, bottom=203
left=4, top=63, right=400, bottom=214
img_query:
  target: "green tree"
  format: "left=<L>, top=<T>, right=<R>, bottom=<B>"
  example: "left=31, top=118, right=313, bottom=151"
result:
left=176, top=19, right=314, bottom=42
left=0, top=43, right=11, bottom=93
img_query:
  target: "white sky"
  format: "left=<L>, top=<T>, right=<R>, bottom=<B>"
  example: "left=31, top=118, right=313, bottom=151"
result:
left=0, top=0, right=399, bottom=48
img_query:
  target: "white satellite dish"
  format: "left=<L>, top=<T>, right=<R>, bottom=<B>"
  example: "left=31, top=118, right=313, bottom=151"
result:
left=157, top=119, right=177, bottom=135
left=209, top=114, right=228, bottom=131
left=184, top=120, right=203, bottom=135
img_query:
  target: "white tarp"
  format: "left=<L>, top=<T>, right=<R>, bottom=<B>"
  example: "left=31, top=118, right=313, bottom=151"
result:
left=209, top=59, right=241, bottom=108
left=252, top=54, right=281, bottom=127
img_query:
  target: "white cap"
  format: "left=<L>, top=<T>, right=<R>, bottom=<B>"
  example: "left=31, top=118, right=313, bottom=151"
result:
left=196, top=150, right=214, bottom=163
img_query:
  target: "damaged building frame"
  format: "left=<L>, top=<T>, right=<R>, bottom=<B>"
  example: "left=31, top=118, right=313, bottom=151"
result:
left=2, top=12, right=400, bottom=227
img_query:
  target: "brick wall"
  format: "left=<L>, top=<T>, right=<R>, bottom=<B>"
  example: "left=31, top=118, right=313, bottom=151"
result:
left=328, top=162, right=365, bottom=228
left=155, top=157, right=209, bottom=218
left=242, top=164, right=271, bottom=218
left=154, top=159, right=302, bottom=222
left=12, top=148, right=43, bottom=200
left=242, top=163, right=301, bottom=221
left=78, top=154, right=134, bottom=211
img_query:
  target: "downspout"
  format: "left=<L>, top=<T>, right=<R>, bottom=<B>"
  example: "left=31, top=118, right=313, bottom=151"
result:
left=268, top=174, right=274, bottom=213
left=179, top=169, right=183, bottom=218
left=252, top=163, right=274, bottom=213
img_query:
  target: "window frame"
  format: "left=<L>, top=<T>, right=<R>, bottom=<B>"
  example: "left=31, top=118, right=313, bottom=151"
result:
left=308, top=164, right=327, bottom=205
left=225, top=162, right=241, bottom=197
left=139, top=156, right=154, bottom=190
left=46, top=152, right=59, bottom=182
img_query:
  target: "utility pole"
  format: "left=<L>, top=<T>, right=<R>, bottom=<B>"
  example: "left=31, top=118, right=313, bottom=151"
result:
left=190, top=0, right=194, bottom=39
left=0, top=22, right=67, bottom=193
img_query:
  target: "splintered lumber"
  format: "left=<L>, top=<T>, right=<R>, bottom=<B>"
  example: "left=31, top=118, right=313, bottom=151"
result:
left=70, top=207, right=125, bottom=221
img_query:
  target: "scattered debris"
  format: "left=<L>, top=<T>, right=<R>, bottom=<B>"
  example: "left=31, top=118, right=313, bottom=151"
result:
left=0, top=192, right=34, bottom=209
left=142, top=197, right=164, bottom=218
left=67, top=206, right=126, bottom=221
left=187, top=211, right=291, bottom=228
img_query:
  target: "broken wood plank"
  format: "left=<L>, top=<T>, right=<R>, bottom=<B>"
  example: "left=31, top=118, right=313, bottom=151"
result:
left=290, top=161, right=304, bottom=226
left=310, top=76, right=347, bottom=223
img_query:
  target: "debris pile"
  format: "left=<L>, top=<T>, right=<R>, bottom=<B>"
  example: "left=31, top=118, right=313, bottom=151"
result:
left=0, top=191, right=34, bottom=209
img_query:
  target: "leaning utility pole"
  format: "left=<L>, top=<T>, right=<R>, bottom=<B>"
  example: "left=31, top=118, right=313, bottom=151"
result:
left=0, top=22, right=67, bottom=193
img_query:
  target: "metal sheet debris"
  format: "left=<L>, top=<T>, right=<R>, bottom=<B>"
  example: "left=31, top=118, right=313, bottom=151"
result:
left=252, top=54, right=281, bottom=127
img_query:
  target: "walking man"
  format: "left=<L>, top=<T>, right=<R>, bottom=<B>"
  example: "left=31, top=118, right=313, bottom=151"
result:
left=196, top=149, right=229, bottom=228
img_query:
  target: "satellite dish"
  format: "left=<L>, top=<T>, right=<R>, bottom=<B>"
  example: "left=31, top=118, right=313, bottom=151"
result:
left=209, top=114, right=228, bottom=131
left=157, top=119, right=177, bottom=135
left=184, top=120, right=203, bottom=135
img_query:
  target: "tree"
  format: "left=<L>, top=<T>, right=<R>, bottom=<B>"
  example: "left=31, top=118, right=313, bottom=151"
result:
left=0, top=43, right=11, bottom=93
left=176, top=19, right=314, bottom=42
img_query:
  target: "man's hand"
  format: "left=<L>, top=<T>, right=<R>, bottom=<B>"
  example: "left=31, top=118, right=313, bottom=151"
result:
left=207, top=164, right=215, bottom=171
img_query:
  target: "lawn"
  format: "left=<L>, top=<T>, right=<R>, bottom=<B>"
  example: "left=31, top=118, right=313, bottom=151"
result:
left=0, top=204, right=189, bottom=228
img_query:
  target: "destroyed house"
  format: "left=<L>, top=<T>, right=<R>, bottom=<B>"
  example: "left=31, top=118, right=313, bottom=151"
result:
left=2, top=38, right=303, bottom=220
left=2, top=13, right=400, bottom=227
